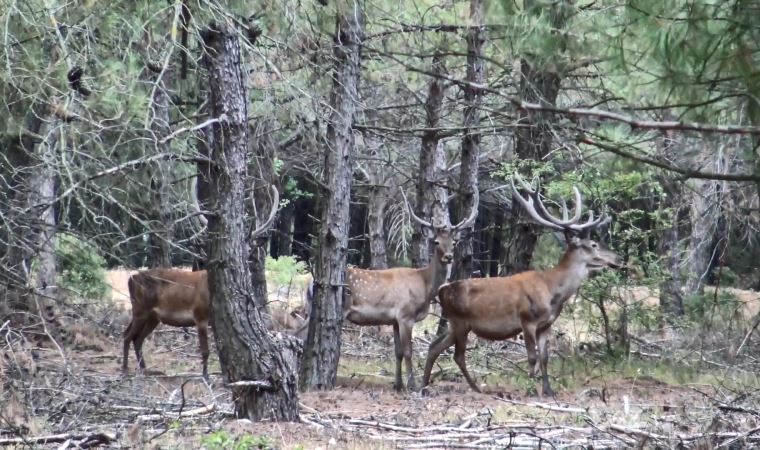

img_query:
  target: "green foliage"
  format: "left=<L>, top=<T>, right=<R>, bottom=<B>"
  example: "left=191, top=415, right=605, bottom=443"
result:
left=201, top=430, right=275, bottom=450
left=684, top=290, right=742, bottom=326
left=56, top=234, right=109, bottom=300
left=265, top=255, right=309, bottom=289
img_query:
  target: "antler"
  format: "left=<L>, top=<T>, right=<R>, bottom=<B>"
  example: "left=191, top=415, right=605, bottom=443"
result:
left=192, top=176, right=209, bottom=227
left=511, top=173, right=608, bottom=233
left=250, top=185, right=280, bottom=238
left=452, top=187, right=479, bottom=231
left=400, top=189, right=434, bottom=229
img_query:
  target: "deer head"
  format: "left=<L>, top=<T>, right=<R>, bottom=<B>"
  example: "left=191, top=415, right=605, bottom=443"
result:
left=401, top=189, right=479, bottom=264
left=511, top=174, right=622, bottom=272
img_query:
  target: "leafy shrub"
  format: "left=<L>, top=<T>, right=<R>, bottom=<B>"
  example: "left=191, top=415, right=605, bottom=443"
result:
left=265, top=255, right=309, bottom=289
left=56, top=234, right=109, bottom=300
left=201, top=430, right=275, bottom=450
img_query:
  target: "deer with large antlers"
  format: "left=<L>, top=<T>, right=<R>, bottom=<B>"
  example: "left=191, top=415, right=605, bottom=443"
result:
left=342, top=189, right=479, bottom=391
left=422, top=175, right=622, bottom=396
left=122, top=187, right=288, bottom=381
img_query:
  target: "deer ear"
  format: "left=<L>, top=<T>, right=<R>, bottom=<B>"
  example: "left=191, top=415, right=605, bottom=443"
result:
left=424, top=226, right=436, bottom=239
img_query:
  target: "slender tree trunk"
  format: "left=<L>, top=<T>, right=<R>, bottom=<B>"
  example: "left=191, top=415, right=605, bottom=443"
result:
left=272, top=202, right=294, bottom=258
left=147, top=69, right=173, bottom=268
left=413, top=54, right=448, bottom=268
left=435, top=0, right=485, bottom=337
left=249, top=119, right=278, bottom=308
left=363, top=110, right=389, bottom=270
left=685, top=178, right=718, bottom=296
left=451, top=0, right=485, bottom=283
left=300, top=1, right=363, bottom=390
left=200, top=23, right=299, bottom=421
left=658, top=177, right=685, bottom=319
left=366, top=183, right=388, bottom=269
left=504, top=0, right=569, bottom=275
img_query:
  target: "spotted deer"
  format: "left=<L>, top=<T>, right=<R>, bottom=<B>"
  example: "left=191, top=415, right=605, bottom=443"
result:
left=342, top=189, right=479, bottom=391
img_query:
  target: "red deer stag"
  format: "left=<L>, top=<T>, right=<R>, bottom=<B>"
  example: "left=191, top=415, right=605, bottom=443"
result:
left=422, top=175, right=622, bottom=396
left=343, top=189, right=479, bottom=391
left=122, top=187, right=294, bottom=381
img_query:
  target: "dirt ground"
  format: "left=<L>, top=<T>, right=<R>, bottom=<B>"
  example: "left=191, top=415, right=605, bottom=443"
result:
left=2, top=273, right=760, bottom=448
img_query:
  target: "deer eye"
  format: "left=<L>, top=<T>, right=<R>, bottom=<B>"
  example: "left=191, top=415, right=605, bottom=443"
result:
left=591, top=242, right=598, bottom=249
left=433, top=240, right=440, bottom=246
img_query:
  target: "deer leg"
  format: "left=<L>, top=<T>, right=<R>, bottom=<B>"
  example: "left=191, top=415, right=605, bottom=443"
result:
left=198, top=320, right=210, bottom=382
left=452, top=328, right=479, bottom=393
left=122, top=319, right=136, bottom=373
left=522, top=322, right=538, bottom=379
left=398, top=321, right=416, bottom=390
left=392, top=322, right=403, bottom=391
left=536, top=328, right=553, bottom=397
left=133, top=315, right=159, bottom=370
left=422, top=329, right=455, bottom=387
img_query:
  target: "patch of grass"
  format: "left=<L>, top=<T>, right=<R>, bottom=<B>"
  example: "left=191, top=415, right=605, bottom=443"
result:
left=201, top=430, right=275, bottom=450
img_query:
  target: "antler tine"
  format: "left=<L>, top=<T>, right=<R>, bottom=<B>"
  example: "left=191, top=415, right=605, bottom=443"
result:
left=452, top=188, right=479, bottom=231
left=532, top=185, right=583, bottom=227
left=192, top=176, right=209, bottom=227
left=250, top=185, right=280, bottom=238
left=511, top=175, right=565, bottom=231
left=401, top=189, right=434, bottom=229
left=569, top=209, right=609, bottom=232
left=513, top=172, right=536, bottom=194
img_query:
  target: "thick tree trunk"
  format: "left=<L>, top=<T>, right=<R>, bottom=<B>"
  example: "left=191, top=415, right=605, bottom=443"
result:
left=249, top=119, right=278, bottom=308
left=200, top=23, right=299, bottom=421
left=451, top=0, right=485, bottom=283
left=413, top=55, right=449, bottom=268
left=148, top=70, right=173, bottom=268
left=504, top=0, right=568, bottom=275
left=1, top=102, right=59, bottom=325
left=300, top=2, right=363, bottom=390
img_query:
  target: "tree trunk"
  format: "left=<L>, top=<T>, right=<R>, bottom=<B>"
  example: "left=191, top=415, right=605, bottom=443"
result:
left=363, top=111, right=389, bottom=270
left=200, top=23, right=299, bottom=421
left=504, top=0, right=568, bottom=275
left=658, top=177, right=685, bottom=319
left=366, top=183, right=388, bottom=269
left=147, top=69, right=173, bottom=268
left=452, top=0, right=485, bottom=283
left=413, top=55, right=448, bottom=268
left=685, top=178, right=718, bottom=296
left=249, top=118, right=279, bottom=308
left=271, top=202, right=294, bottom=258
left=1, top=102, right=59, bottom=326
left=300, top=2, right=363, bottom=390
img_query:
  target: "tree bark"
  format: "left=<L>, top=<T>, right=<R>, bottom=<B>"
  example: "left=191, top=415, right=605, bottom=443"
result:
left=685, top=178, right=718, bottom=295
left=1, top=101, right=59, bottom=325
left=658, top=177, right=685, bottom=319
left=200, top=23, right=299, bottom=421
left=366, top=183, right=388, bottom=270
left=147, top=69, right=173, bottom=268
left=452, top=0, right=485, bottom=282
left=413, top=54, right=449, bottom=268
left=504, top=0, right=569, bottom=275
left=271, top=202, right=294, bottom=258
left=249, top=118, right=278, bottom=308
left=300, top=1, right=363, bottom=390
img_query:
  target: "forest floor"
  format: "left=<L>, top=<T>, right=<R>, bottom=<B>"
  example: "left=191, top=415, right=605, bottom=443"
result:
left=2, top=271, right=760, bottom=449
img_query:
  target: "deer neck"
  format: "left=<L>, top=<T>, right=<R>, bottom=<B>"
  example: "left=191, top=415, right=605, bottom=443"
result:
left=545, top=250, right=590, bottom=313
left=422, top=255, right=449, bottom=301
